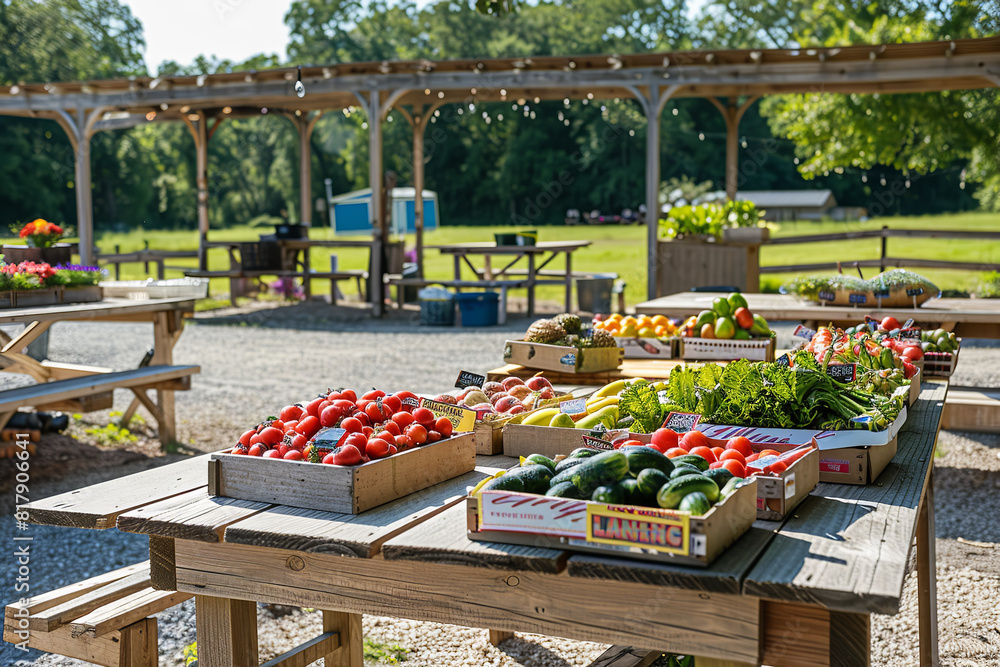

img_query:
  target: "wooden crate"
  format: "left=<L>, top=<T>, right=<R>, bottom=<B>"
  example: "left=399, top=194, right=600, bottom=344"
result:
left=61, top=285, right=103, bottom=304
left=209, top=432, right=476, bottom=514
left=923, top=344, right=960, bottom=377
left=473, top=393, right=576, bottom=455
left=655, top=240, right=749, bottom=297
left=680, top=336, right=775, bottom=362
left=502, top=422, right=594, bottom=459
left=503, top=340, right=623, bottom=374
left=616, top=336, right=678, bottom=359
left=467, top=477, right=758, bottom=567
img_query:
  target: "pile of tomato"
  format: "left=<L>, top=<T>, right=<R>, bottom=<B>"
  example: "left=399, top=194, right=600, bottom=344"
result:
left=230, top=388, right=457, bottom=466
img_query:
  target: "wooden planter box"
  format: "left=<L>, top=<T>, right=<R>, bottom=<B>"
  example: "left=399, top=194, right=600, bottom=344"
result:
left=503, top=340, right=623, bottom=374
left=616, top=336, right=678, bottom=359
left=209, top=432, right=476, bottom=514
left=680, top=336, right=775, bottom=362
left=722, top=227, right=770, bottom=244
left=467, top=476, right=757, bottom=567
left=61, top=285, right=103, bottom=304
left=10, top=287, right=61, bottom=308
left=655, top=240, right=749, bottom=296
left=2, top=243, right=72, bottom=267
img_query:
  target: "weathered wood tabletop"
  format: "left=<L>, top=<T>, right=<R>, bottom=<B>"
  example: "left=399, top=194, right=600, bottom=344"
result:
left=22, top=381, right=947, bottom=667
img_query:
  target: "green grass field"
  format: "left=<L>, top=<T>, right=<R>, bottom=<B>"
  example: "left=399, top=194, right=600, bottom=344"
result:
left=62, top=210, right=1000, bottom=307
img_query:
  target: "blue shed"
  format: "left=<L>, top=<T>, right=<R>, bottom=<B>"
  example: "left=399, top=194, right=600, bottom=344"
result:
left=327, top=187, right=439, bottom=235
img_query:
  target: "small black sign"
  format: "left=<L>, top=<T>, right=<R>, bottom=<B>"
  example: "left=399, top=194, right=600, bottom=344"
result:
left=827, top=364, right=857, bottom=383
left=900, top=327, right=921, bottom=339
left=873, top=286, right=890, bottom=297
left=662, top=411, right=701, bottom=434
left=581, top=435, right=615, bottom=451
left=848, top=293, right=868, bottom=305
left=455, top=370, right=486, bottom=389
left=818, top=291, right=836, bottom=302
left=906, top=287, right=924, bottom=297
left=775, top=353, right=792, bottom=367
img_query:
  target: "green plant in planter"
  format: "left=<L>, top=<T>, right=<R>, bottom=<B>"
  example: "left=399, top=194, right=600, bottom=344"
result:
left=658, top=200, right=764, bottom=241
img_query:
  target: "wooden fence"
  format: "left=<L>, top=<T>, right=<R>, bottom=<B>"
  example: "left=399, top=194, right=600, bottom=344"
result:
left=760, top=226, right=1000, bottom=275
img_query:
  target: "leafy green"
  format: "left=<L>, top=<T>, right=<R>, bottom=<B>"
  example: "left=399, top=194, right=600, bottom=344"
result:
left=617, top=380, right=664, bottom=434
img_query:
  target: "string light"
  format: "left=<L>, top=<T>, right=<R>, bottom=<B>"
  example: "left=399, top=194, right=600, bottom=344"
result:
left=294, top=66, right=305, bottom=98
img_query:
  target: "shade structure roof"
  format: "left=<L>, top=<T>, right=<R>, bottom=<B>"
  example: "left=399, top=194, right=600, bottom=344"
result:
left=736, top=190, right=837, bottom=209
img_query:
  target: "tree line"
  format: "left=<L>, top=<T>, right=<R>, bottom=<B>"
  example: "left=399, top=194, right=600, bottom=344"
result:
left=0, top=0, right=996, bottom=234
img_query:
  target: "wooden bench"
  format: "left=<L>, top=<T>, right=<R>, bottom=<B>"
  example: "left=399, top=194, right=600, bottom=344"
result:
left=0, top=365, right=200, bottom=443
left=3, top=561, right=191, bottom=667
left=383, top=276, right=529, bottom=324
left=186, top=269, right=367, bottom=306
left=942, top=385, right=1000, bottom=432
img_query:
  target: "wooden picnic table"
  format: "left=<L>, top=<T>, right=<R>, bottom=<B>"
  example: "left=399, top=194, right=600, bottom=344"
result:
left=20, top=380, right=947, bottom=667
left=430, top=240, right=592, bottom=316
left=636, top=291, right=1000, bottom=339
left=0, top=296, right=196, bottom=442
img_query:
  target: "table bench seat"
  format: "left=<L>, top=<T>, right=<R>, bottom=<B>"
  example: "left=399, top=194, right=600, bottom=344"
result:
left=3, top=561, right=190, bottom=667
left=185, top=270, right=367, bottom=305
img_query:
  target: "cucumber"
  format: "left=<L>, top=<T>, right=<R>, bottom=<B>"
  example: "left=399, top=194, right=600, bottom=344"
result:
left=679, top=491, right=711, bottom=515
left=672, top=454, right=710, bottom=472
left=554, top=456, right=589, bottom=475
left=546, top=480, right=582, bottom=498
left=719, top=477, right=745, bottom=501
left=657, top=475, right=720, bottom=509
left=591, top=484, right=625, bottom=504
left=703, top=468, right=734, bottom=489
left=617, top=478, right=641, bottom=504
left=567, top=450, right=630, bottom=496
left=624, top=447, right=674, bottom=476
left=481, top=473, right=525, bottom=493
left=669, top=464, right=702, bottom=480
left=503, top=464, right=552, bottom=494
left=568, top=447, right=602, bottom=459
left=523, top=454, right=556, bottom=472
left=636, top=468, right=671, bottom=497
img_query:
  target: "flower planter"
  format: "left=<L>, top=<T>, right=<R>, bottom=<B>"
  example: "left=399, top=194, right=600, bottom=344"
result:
left=12, top=287, right=61, bottom=308
left=62, top=285, right=103, bottom=304
left=2, top=244, right=72, bottom=267
left=655, top=239, right=749, bottom=296
left=722, top=227, right=770, bottom=245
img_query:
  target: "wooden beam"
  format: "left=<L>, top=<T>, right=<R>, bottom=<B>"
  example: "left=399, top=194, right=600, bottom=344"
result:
left=1, top=320, right=52, bottom=354
left=195, top=595, right=259, bottom=667
left=489, top=629, right=514, bottom=646
left=322, top=611, right=362, bottom=667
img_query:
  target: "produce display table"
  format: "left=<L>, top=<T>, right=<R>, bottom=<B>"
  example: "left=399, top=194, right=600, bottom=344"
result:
left=636, top=291, right=1000, bottom=339
left=0, top=296, right=197, bottom=442
left=429, top=240, right=592, bottom=316
left=488, top=358, right=686, bottom=385
left=21, top=381, right=946, bottom=666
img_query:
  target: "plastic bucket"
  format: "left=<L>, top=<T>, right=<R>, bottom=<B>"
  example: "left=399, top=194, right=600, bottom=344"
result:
left=576, top=273, right=617, bottom=314
left=515, top=230, right=538, bottom=246
left=455, top=292, right=499, bottom=327
left=419, top=287, right=455, bottom=326
left=494, top=233, right=518, bottom=246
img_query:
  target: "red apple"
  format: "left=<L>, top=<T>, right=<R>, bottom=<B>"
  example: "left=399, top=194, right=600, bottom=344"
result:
left=525, top=376, right=553, bottom=391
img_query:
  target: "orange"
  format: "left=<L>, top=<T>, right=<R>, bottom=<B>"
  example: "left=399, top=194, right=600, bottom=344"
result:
left=651, top=314, right=669, bottom=328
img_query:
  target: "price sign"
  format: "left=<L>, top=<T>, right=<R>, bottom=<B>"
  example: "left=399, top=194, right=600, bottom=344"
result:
left=419, top=398, right=476, bottom=431
left=582, top=435, right=615, bottom=450
left=775, top=353, right=792, bottom=368
left=818, top=291, right=836, bottom=302
left=827, top=363, right=857, bottom=383
left=560, top=398, right=588, bottom=414
left=906, top=287, right=924, bottom=297
left=848, top=293, right=868, bottom=305
left=455, top=370, right=486, bottom=389
left=312, top=427, right=346, bottom=450
left=662, top=412, right=701, bottom=434
left=872, top=286, right=890, bottom=298
left=793, top=324, right=816, bottom=340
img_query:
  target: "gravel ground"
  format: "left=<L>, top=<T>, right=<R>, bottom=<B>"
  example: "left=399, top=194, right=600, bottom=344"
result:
left=2, top=303, right=998, bottom=666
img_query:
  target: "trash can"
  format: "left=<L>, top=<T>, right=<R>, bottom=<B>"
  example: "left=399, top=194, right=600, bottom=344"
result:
left=419, top=287, right=455, bottom=326
left=455, top=292, right=499, bottom=327
left=576, top=273, right=617, bottom=314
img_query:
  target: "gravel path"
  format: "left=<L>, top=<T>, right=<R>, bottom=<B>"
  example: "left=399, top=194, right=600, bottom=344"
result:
left=2, top=304, right=998, bottom=666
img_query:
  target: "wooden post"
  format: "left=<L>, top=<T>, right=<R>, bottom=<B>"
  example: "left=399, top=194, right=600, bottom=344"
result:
left=724, top=97, right=739, bottom=201
left=73, top=108, right=95, bottom=266
left=917, top=467, right=939, bottom=666
left=195, top=113, right=210, bottom=270
left=746, top=244, right=760, bottom=293
left=413, top=111, right=426, bottom=278
left=296, top=112, right=323, bottom=227
left=643, top=86, right=661, bottom=301
left=195, top=595, right=258, bottom=667
left=362, top=91, right=384, bottom=316
left=150, top=311, right=178, bottom=444
left=119, top=617, right=158, bottom=667
left=322, top=610, right=363, bottom=667
left=880, top=225, right=888, bottom=273
left=114, top=245, right=121, bottom=280
left=488, top=630, right=514, bottom=646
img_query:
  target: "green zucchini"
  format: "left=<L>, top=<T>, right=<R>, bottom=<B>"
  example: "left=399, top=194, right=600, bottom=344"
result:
left=703, top=468, right=734, bottom=489
left=554, top=456, right=589, bottom=475
left=672, top=454, right=710, bottom=472
left=657, top=475, right=720, bottom=509
left=481, top=473, right=525, bottom=493
left=502, top=464, right=552, bottom=494
left=545, top=480, right=582, bottom=498
left=523, top=454, right=556, bottom=472
left=636, top=468, right=671, bottom=497
left=568, top=447, right=601, bottom=459
left=567, top=450, right=630, bottom=496
left=624, top=447, right=674, bottom=476
left=669, top=464, right=702, bottom=480
left=591, top=484, right=625, bottom=504
left=616, top=478, right=642, bottom=504
left=719, top=477, right=745, bottom=501
left=679, top=491, right=712, bottom=515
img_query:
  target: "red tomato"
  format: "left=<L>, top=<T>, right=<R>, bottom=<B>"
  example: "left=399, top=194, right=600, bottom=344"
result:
left=708, top=461, right=724, bottom=470
left=768, top=461, right=788, bottom=475
left=322, top=452, right=336, bottom=464
left=305, top=397, right=326, bottom=418
left=406, top=424, right=428, bottom=445
left=373, top=430, right=395, bottom=444
left=263, top=449, right=282, bottom=459
left=688, top=446, right=717, bottom=464
left=268, top=419, right=285, bottom=432
left=257, top=427, right=283, bottom=446
left=382, top=395, right=402, bottom=413
left=343, top=432, right=368, bottom=451
left=362, top=389, right=386, bottom=401
left=283, top=450, right=304, bottom=461
left=339, top=389, right=358, bottom=403
left=276, top=443, right=290, bottom=457
left=902, top=346, right=923, bottom=362
left=283, top=420, right=298, bottom=434
left=618, top=439, right=645, bottom=449
left=392, top=412, right=415, bottom=429
left=394, top=390, right=419, bottom=412
left=320, top=404, right=345, bottom=428
left=721, top=460, right=746, bottom=478
left=249, top=432, right=263, bottom=446
left=279, top=405, right=304, bottom=422
left=238, top=429, right=256, bottom=447
left=290, top=434, right=307, bottom=450
left=434, top=417, right=454, bottom=437
left=340, top=417, right=364, bottom=434
left=231, top=446, right=246, bottom=455
left=327, top=391, right=344, bottom=401
left=881, top=316, right=901, bottom=331
left=333, top=444, right=363, bottom=465
left=650, top=428, right=678, bottom=452
left=247, top=443, right=267, bottom=457
left=295, top=415, right=321, bottom=439
left=720, top=449, right=746, bottom=465
left=412, top=407, right=436, bottom=426
left=361, top=426, right=373, bottom=438
left=387, top=444, right=398, bottom=456
left=745, top=453, right=759, bottom=463
left=725, top=436, right=754, bottom=458
left=665, top=447, right=688, bottom=459
left=679, top=430, right=709, bottom=452
left=426, top=430, right=443, bottom=443
left=710, top=446, right=726, bottom=460
left=393, top=434, right=414, bottom=451
left=382, top=420, right=401, bottom=436
left=758, top=449, right=781, bottom=459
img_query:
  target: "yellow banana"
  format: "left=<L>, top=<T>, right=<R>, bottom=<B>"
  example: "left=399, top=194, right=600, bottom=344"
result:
left=521, top=407, right=560, bottom=426
left=591, top=379, right=627, bottom=400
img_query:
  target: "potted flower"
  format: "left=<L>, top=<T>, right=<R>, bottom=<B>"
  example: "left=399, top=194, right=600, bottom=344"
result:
left=4, top=219, right=73, bottom=266
left=49, top=264, right=106, bottom=304
left=0, top=260, right=61, bottom=308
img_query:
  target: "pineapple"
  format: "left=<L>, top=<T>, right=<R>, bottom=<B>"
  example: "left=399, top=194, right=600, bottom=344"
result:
left=553, top=313, right=583, bottom=335
left=576, top=328, right=616, bottom=348
left=524, top=319, right=567, bottom=344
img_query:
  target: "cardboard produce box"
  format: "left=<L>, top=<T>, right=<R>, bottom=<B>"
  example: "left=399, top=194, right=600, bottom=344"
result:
left=681, top=336, right=775, bottom=362
left=615, top=336, right=678, bottom=359
left=504, top=339, right=623, bottom=374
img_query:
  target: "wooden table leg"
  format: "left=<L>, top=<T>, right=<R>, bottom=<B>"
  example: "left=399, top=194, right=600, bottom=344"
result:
left=917, top=467, right=939, bottom=666
left=489, top=629, right=514, bottom=646
left=761, top=600, right=868, bottom=667
left=151, top=312, right=181, bottom=444
left=695, top=657, right=756, bottom=667
left=527, top=253, right=536, bottom=316
left=195, top=595, right=258, bottom=667
left=454, top=255, right=462, bottom=282
left=302, top=249, right=312, bottom=299
left=829, top=611, right=870, bottom=667
left=565, top=251, right=573, bottom=313
left=322, top=610, right=363, bottom=667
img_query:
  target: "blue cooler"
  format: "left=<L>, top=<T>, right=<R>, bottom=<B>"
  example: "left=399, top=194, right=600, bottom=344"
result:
left=455, top=292, right=499, bottom=327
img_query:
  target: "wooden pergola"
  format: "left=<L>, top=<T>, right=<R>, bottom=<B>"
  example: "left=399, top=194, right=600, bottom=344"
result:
left=1, top=36, right=998, bottom=299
